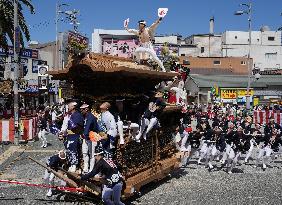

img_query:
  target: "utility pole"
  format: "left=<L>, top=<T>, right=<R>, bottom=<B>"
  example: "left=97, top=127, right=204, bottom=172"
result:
left=55, top=3, right=69, bottom=70
left=235, top=2, right=252, bottom=110
left=13, top=0, right=20, bottom=145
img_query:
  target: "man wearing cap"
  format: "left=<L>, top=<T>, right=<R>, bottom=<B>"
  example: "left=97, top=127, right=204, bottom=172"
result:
left=264, top=118, right=282, bottom=137
left=44, top=150, right=68, bottom=197
left=255, top=128, right=282, bottom=170
left=206, top=126, right=226, bottom=170
left=136, top=91, right=166, bottom=142
left=100, top=102, right=118, bottom=158
left=66, top=101, right=84, bottom=172
left=81, top=146, right=124, bottom=205
left=226, top=126, right=246, bottom=173
left=124, top=15, right=166, bottom=72
left=80, top=103, right=100, bottom=173
left=170, top=75, right=187, bottom=105
left=178, top=119, right=192, bottom=167
left=111, top=99, right=127, bottom=145
left=37, top=110, right=48, bottom=148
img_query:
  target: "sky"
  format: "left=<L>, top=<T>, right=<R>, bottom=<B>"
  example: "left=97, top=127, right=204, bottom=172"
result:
left=23, top=0, right=282, bottom=44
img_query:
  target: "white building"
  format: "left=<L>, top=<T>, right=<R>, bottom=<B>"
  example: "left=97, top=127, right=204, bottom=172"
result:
left=183, top=34, right=222, bottom=57
left=222, top=29, right=282, bottom=71
left=92, top=29, right=137, bottom=57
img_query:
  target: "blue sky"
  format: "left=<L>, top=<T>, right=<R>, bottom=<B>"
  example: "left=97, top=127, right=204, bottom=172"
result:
left=23, top=0, right=282, bottom=43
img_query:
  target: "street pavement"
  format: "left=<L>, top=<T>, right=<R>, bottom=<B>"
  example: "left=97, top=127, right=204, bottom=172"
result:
left=0, top=134, right=282, bottom=205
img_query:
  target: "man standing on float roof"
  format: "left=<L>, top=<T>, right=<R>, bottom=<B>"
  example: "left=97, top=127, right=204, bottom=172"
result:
left=124, top=8, right=168, bottom=72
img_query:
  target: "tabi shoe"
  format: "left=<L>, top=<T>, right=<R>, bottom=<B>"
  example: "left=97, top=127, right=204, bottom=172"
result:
left=208, top=162, right=214, bottom=169
left=68, top=165, right=76, bottom=172
left=119, top=138, right=125, bottom=145
left=262, top=163, right=267, bottom=170
left=46, top=189, right=53, bottom=197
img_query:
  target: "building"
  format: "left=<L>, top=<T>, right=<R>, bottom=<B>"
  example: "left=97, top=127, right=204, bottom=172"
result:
left=185, top=74, right=282, bottom=105
left=0, top=46, right=40, bottom=81
left=222, top=28, right=282, bottom=71
left=179, top=56, right=251, bottom=75
left=182, top=34, right=222, bottom=57
left=92, top=29, right=138, bottom=58
left=91, top=28, right=183, bottom=58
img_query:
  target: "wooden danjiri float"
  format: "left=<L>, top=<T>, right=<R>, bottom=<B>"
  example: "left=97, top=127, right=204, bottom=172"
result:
left=46, top=53, right=182, bottom=200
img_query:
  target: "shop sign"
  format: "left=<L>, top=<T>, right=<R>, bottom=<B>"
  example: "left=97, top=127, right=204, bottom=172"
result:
left=237, top=89, right=254, bottom=97
left=220, top=89, right=237, bottom=99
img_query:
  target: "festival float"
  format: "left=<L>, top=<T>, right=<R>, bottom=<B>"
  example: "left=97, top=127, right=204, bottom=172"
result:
left=32, top=8, right=185, bottom=200
left=45, top=50, right=182, bottom=199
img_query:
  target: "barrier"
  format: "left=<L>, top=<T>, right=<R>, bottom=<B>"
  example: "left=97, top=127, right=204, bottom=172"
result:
left=253, top=110, right=282, bottom=126
left=0, top=117, right=38, bottom=143
left=0, top=109, right=38, bottom=119
left=0, top=119, right=14, bottom=142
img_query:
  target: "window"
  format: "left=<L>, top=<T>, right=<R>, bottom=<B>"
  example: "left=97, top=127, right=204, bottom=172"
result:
left=181, top=54, right=185, bottom=56
left=214, top=60, right=221, bottom=65
left=241, top=61, right=246, bottom=65
left=268, top=36, right=275, bottom=41
left=265, top=53, right=277, bottom=61
left=257, top=38, right=260, bottom=42
left=235, top=36, right=238, bottom=39
left=201, top=47, right=205, bottom=53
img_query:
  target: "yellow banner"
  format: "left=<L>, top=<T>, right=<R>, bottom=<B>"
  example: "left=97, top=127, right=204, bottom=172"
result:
left=220, top=89, right=237, bottom=99
left=237, top=89, right=254, bottom=97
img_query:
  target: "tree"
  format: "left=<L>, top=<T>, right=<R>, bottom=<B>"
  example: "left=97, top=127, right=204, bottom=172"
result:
left=0, top=0, right=34, bottom=50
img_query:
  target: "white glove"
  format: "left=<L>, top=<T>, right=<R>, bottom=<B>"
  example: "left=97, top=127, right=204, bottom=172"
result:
left=124, top=18, right=129, bottom=28
left=158, top=8, right=168, bottom=18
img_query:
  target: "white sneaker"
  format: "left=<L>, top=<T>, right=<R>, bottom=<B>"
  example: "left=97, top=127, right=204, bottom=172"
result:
left=262, top=163, right=267, bottom=170
left=43, top=144, right=47, bottom=148
left=40, top=144, right=44, bottom=148
left=46, top=189, right=53, bottom=197
left=228, top=170, right=232, bottom=174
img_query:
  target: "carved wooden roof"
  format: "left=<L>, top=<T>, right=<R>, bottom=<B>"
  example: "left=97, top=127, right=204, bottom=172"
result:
left=48, top=53, right=177, bottom=80
left=48, top=53, right=177, bottom=97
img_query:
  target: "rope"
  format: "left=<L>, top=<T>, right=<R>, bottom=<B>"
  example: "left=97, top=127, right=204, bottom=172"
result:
left=0, top=179, right=84, bottom=193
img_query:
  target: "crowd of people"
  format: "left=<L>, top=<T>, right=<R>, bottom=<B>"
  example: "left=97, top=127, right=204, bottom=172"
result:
left=175, top=103, right=282, bottom=174
left=35, top=87, right=282, bottom=203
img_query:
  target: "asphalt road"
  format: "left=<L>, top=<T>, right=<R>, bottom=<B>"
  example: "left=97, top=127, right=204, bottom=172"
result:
left=0, top=134, right=282, bottom=205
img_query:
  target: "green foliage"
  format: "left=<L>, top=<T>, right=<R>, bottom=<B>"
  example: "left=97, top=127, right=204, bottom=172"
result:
left=0, top=0, right=34, bottom=49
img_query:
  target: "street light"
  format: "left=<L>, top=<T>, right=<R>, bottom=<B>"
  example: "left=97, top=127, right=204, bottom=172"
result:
left=235, top=2, right=252, bottom=110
